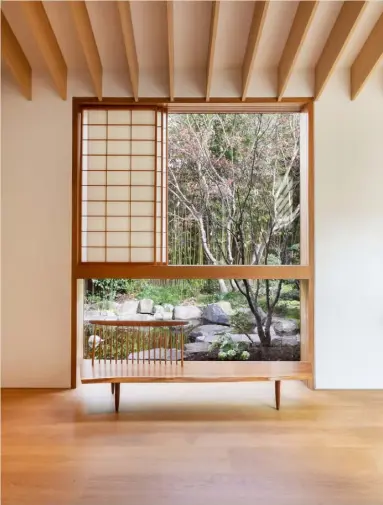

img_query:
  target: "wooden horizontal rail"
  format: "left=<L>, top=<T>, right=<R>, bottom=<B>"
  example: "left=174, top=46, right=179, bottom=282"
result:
left=75, top=264, right=311, bottom=280
left=89, top=320, right=188, bottom=327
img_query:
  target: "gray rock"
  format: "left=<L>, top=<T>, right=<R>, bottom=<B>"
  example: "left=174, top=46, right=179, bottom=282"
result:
left=138, top=299, right=154, bottom=314
left=123, top=313, right=155, bottom=322
left=88, top=335, right=103, bottom=348
left=273, top=319, right=299, bottom=336
left=202, top=303, right=230, bottom=325
left=271, top=336, right=300, bottom=346
left=216, top=300, right=234, bottom=315
left=184, top=342, right=210, bottom=353
left=189, top=324, right=227, bottom=341
left=162, top=303, right=174, bottom=313
left=153, top=305, right=165, bottom=314
left=173, top=305, right=202, bottom=320
left=120, top=300, right=139, bottom=315
left=128, top=348, right=182, bottom=361
left=154, top=312, right=164, bottom=320
left=230, top=333, right=260, bottom=344
left=84, top=310, right=102, bottom=320
left=162, top=311, right=173, bottom=321
left=236, top=307, right=267, bottom=326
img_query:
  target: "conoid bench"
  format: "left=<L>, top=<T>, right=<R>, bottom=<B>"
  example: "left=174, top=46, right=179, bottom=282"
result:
left=81, top=320, right=312, bottom=412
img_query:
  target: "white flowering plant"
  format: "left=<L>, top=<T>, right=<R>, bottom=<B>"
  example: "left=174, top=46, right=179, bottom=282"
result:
left=209, top=333, right=250, bottom=361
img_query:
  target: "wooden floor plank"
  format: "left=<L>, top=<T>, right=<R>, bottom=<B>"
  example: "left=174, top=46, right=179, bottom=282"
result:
left=2, top=383, right=383, bottom=505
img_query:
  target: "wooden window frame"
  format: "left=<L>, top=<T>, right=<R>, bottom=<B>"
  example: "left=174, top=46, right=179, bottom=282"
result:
left=71, top=97, right=314, bottom=389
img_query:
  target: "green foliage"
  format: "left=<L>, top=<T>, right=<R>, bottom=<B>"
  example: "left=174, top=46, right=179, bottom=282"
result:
left=209, top=333, right=250, bottom=361
left=274, top=300, right=300, bottom=321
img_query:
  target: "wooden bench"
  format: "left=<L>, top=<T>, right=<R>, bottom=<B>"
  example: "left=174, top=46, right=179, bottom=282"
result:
left=81, top=320, right=312, bottom=412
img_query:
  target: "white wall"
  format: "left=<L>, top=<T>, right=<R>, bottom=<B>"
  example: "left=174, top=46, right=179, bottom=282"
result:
left=2, top=70, right=383, bottom=388
left=1, top=76, right=76, bottom=387
left=315, top=69, right=383, bottom=389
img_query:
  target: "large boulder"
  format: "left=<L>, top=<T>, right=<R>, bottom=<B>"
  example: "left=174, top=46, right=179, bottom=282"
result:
left=273, top=318, right=299, bottom=336
left=138, top=299, right=154, bottom=314
left=174, top=305, right=202, bottom=320
left=128, top=348, right=182, bottom=361
left=162, top=303, right=174, bottom=313
left=189, top=324, right=227, bottom=341
left=153, top=305, right=164, bottom=314
left=216, top=301, right=234, bottom=315
left=120, top=300, right=139, bottom=315
left=271, top=336, right=300, bottom=347
left=184, top=342, right=210, bottom=353
left=202, top=303, right=230, bottom=325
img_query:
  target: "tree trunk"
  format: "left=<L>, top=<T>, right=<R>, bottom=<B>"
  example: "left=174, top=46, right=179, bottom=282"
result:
left=218, top=279, right=228, bottom=294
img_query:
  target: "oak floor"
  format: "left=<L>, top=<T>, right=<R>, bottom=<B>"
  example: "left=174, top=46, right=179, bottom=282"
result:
left=2, top=382, right=383, bottom=505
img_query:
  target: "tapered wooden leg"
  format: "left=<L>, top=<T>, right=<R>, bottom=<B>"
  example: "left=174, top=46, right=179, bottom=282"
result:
left=111, top=383, right=115, bottom=395
left=114, top=383, right=120, bottom=413
left=275, top=380, right=281, bottom=410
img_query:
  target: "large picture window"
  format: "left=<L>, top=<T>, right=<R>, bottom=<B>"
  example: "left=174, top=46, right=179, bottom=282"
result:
left=72, top=99, right=313, bottom=384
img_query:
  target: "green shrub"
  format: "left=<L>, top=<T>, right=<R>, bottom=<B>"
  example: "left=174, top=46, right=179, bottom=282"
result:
left=209, top=333, right=250, bottom=361
left=230, top=310, right=254, bottom=335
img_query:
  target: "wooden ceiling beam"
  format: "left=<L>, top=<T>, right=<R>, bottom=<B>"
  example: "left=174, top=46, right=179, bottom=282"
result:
left=117, top=1, right=139, bottom=102
left=351, top=12, right=383, bottom=100
left=277, top=2, right=318, bottom=101
left=22, top=1, right=67, bottom=100
left=315, top=1, right=366, bottom=100
left=1, top=12, right=32, bottom=100
left=242, top=1, right=269, bottom=101
left=167, top=1, right=175, bottom=101
left=206, top=1, right=220, bottom=102
left=70, top=1, right=102, bottom=101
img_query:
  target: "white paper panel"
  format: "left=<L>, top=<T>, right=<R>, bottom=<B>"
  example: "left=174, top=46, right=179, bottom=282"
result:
left=107, top=248, right=130, bottom=262
left=107, top=171, right=130, bottom=185
left=131, top=232, right=154, bottom=247
left=107, top=232, right=130, bottom=247
left=82, top=232, right=105, bottom=247
left=107, top=156, right=130, bottom=170
left=131, top=202, right=153, bottom=217
left=131, top=156, right=155, bottom=170
left=108, top=110, right=131, bottom=124
left=84, top=186, right=105, bottom=201
left=131, top=217, right=154, bottom=231
left=132, top=110, right=155, bottom=125
left=132, top=125, right=156, bottom=140
left=88, top=110, right=107, bottom=124
left=131, top=141, right=155, bottom=156
left=107, top=186, right=130, bottom=201
left=107, top=202, right=130, bottom=216
left=108, top=125, right=132, bottom=140
left=82, top=216, right=105, bottom=232
left=131, top=171, right=155, bottom=186
left=133, top=186, right=154, bottom=201
left=107, top=217, right=130, bottom=232
left=84, top=247, right=105, bottom=262
left=131, top=248, right=153, bottom=262
left=83, top=171, right=106, bottom=185
left=86, top=141, right=106, bottom=155
left=86, top=155, right=106, bottom=170
left=83, top=201, right=105, bottom=216
left=86, top=125, right=107, bottom=140
left=107, top=141, right=131, bottom=155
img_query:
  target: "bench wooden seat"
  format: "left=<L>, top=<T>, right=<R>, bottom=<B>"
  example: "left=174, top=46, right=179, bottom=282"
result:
left=81, top=358, right=312, bottom=412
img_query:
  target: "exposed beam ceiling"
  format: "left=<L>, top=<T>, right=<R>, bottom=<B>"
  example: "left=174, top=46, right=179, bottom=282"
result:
left=70, top=1, right=102, bottom=101
left=117, top=1, right=139, bottom=101
left=242, top=1, right=269, bottom=101
left=1, top=12, right=32, bottom=100
left=206, top=1, right=220, bottom=102
left=351, top=12, right=383, bottom=100
left=22, top=1, right=67, bottom=100
left=315, top=1, right=366, bottom=100
left=167, top=1, right=174, bottom=101
left=278, top=2, right=318, bottom=101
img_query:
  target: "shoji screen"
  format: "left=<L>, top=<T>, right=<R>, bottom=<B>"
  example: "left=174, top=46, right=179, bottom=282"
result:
left=81, top=107, right=167, bottom=264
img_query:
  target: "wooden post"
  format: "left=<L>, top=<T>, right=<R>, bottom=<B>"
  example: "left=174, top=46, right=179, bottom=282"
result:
left=275, top=380, right=281, bottom=410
